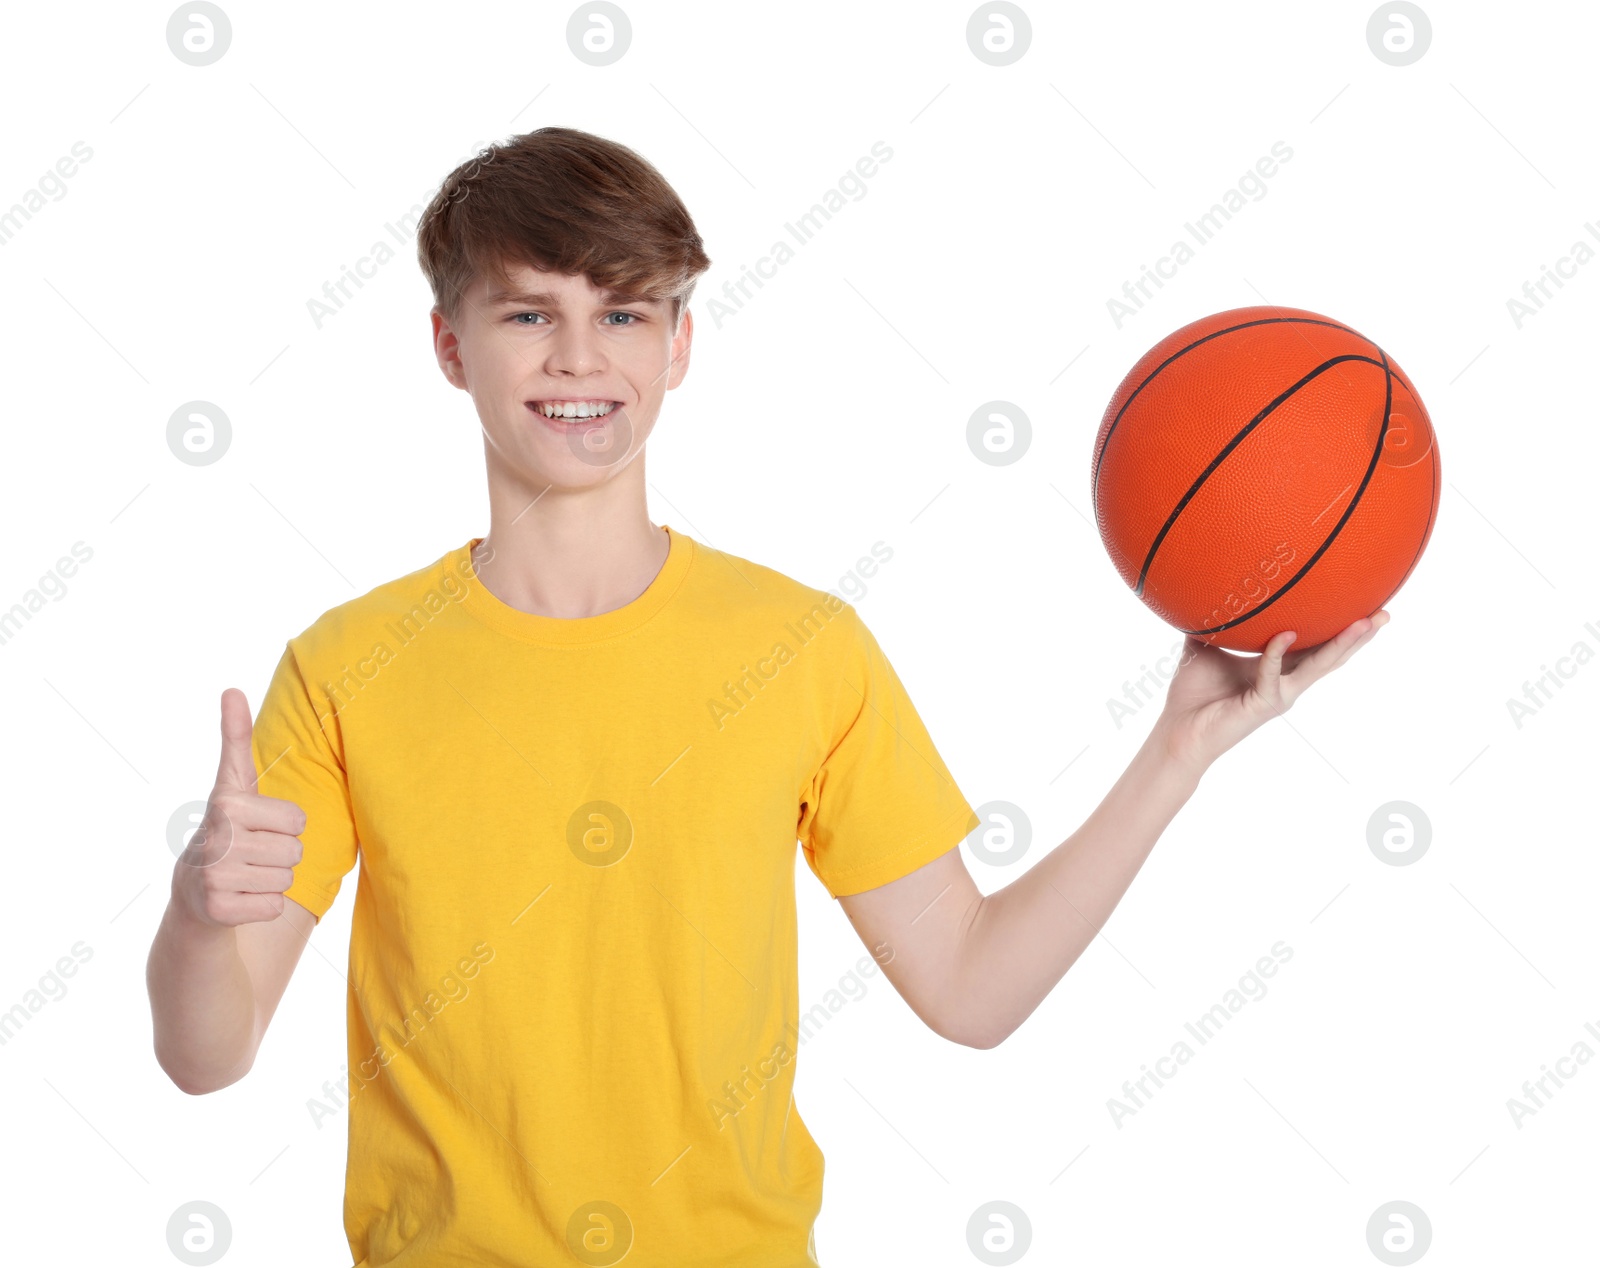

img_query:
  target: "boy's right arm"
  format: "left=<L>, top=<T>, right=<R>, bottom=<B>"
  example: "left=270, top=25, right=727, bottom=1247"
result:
left=146, top=689, right=318, bottom=1095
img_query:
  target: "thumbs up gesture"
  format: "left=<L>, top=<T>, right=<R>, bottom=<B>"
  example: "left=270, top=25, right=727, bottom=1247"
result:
left=174, top=689, right=309, bottom=927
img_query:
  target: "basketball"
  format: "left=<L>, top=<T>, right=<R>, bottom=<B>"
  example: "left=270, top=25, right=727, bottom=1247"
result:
left=1091, top=306, right=1439, bottom=653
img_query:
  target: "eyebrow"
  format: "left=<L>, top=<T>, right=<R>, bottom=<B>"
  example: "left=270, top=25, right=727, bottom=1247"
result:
left=484, top=287, right=655, bottom=308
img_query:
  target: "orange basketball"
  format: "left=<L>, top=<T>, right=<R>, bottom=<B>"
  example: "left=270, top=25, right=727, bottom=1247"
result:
left=1092, top=306, right=1439, bottom=653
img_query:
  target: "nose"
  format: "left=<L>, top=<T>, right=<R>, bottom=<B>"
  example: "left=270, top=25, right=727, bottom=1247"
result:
left=543, top=320, right=607, bottom=381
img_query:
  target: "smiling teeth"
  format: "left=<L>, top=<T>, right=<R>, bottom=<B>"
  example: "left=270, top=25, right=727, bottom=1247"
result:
left=537, top=401, right=617, bottom=419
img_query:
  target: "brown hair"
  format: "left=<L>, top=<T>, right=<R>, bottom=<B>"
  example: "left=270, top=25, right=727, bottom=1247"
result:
left=416, top=127, right=712, bottom=328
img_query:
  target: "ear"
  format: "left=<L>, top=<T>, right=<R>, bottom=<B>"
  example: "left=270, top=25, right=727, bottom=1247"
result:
left=431, top=308, right=468, bottom=391
left=666, top=305, right=694, bottom=390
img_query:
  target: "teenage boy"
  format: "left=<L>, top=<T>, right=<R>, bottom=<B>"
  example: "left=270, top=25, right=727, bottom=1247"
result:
left=147, top=127, right=1387, bottom=1267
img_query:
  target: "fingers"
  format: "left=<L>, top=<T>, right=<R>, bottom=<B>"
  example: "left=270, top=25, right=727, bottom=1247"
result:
left=1321, top=619, right=1384, bottom=673
left=1281, top=611, right=1390, bottom=688
left=215, top=688, right=258, bottom=792
left=180, top=692, right=312, bottom=927
left=189, top=793, right=301, bottom=869
left=1255, top=629, right=1296, bottom=697
left=232, top=827, right=305, bottom=869
left=208, top=789, right=307, bottom=839
left=175, top=823, right=305, bottom=926
left=237, top=864, right=298, bottom=895
left=183, top=805, right=302, bottom=863
left=203, top=890, right=288, bottom=927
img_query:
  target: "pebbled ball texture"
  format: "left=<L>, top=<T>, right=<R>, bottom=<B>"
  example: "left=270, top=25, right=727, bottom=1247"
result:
left=1091, top=305, right=1439, bottom=653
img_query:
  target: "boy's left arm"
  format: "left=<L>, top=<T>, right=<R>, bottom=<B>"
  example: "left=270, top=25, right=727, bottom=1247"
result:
left=837, top=614, right=1389, bottom=1049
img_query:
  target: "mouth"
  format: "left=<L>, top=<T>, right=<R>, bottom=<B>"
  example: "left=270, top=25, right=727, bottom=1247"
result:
left=527, top=398, right=621, bottom=430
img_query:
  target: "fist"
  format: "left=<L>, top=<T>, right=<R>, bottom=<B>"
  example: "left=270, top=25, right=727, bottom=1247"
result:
left=174, top=688, right=308, bottom=927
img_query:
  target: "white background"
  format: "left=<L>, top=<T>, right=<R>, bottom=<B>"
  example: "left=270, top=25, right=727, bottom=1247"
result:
left=1, top=0, right=1594, bottom=1264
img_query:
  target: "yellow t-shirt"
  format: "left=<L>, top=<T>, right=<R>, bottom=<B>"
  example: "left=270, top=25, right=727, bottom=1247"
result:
left=251, top=524, right=979, bottom=1267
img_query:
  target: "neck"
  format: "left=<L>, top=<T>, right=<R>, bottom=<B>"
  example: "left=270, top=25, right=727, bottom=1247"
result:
left=473, top=475, right=668, bottom=620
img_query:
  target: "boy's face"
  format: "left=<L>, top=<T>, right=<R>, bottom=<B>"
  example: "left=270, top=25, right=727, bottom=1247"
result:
left=431, top=262, right=693, bottom=491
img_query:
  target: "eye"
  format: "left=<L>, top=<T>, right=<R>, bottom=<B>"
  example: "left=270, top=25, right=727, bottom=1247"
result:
left=604, top=312, right=641, bottom=326
left=509, top=312, right=547, bottom=325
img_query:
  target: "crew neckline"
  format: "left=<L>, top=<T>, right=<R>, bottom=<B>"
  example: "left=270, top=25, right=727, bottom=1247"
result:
left=455, top=524, right=694, bottom=646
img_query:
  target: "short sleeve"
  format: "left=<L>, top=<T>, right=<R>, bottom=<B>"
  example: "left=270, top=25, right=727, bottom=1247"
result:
left=798, top=608, right=979, bottom=898
left=250, top=641, right=359, bottom=922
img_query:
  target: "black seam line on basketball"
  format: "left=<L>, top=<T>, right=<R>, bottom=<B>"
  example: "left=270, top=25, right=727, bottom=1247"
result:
left=1093, top=317, right=1362, bottom=506
left=1135, top=351, right=1385, bottom=597
left=1091, top=317, right=1368, bottom=518
left=1394, top=439, right=1439, bottom=596
left=1377, top=439, right=1439, bottom=613
left=1181, top=350, right=1395, bottom=636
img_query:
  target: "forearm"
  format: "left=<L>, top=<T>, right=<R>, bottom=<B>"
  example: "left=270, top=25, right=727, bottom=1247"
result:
left=950, top=724, right=1204, bottom=1046
left=146, top=884, right=259, bottom=1094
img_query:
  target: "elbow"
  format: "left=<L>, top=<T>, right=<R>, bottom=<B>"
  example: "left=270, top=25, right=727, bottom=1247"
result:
left=168, top=1067, right=249, bottom=1096
left=922, top=976, right=1016, bottom=1049
left=954, top=1026, right=1011, bottom=1051
left=930, top=1012, right=1012, bottom=1051
left=155, top=1046, right=252, bottom=1096
left=161, top=1063, right=214, bottom=1096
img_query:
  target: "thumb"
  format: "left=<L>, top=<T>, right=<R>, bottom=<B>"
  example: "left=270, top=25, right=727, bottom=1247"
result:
left=216, top=687, right=258, bottom=791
